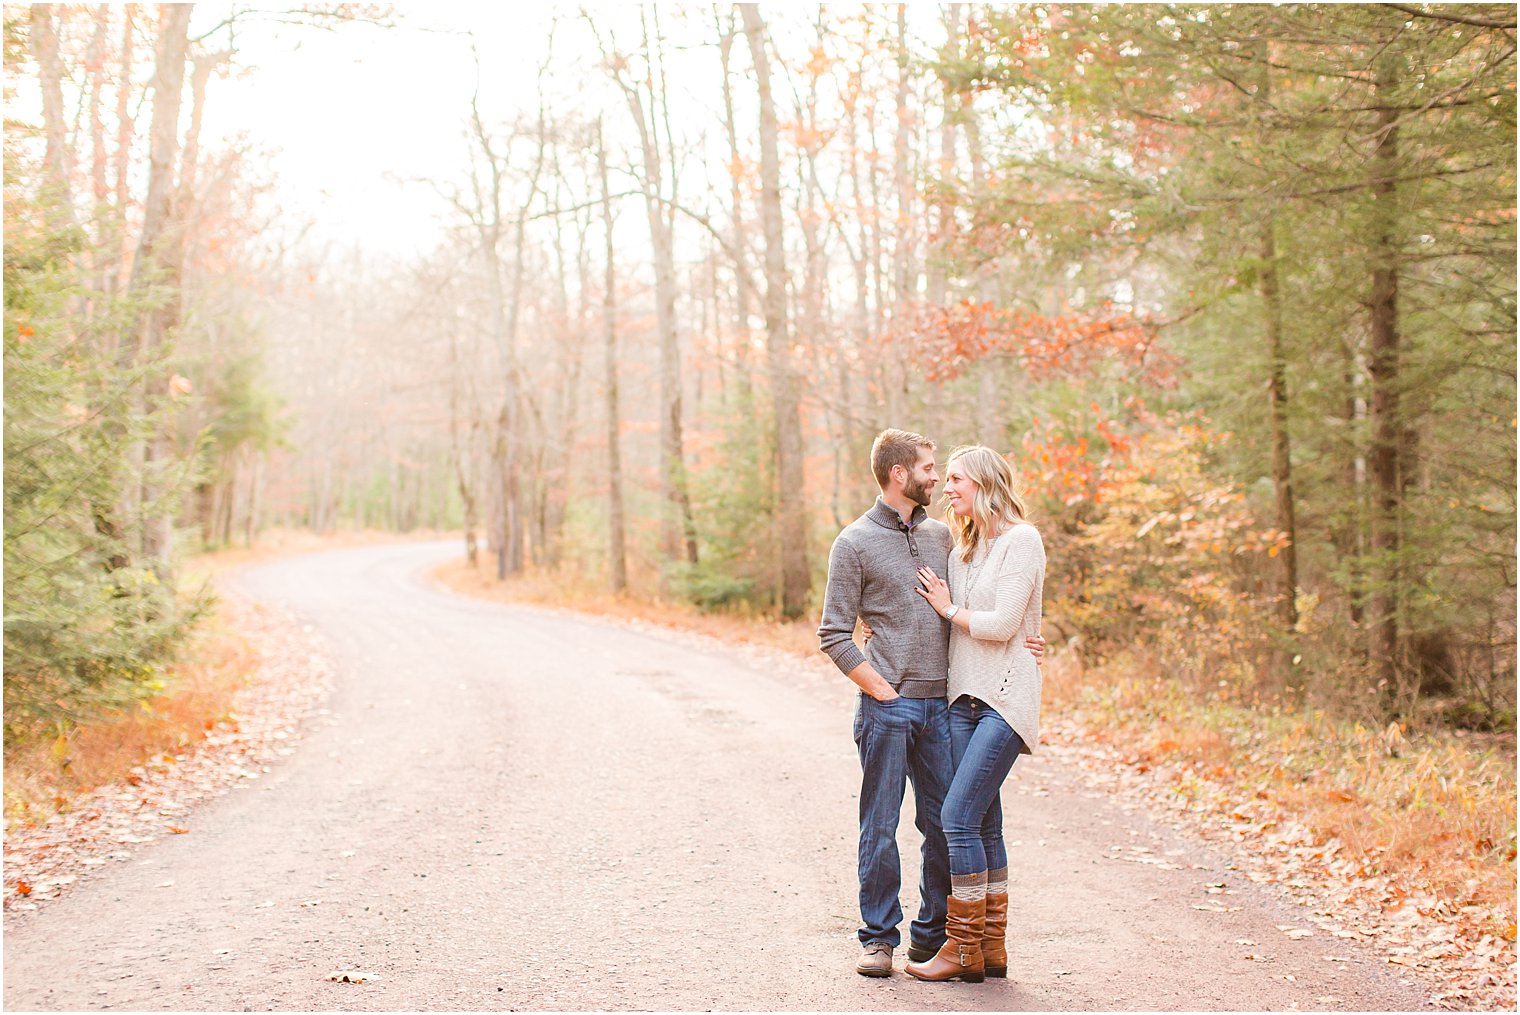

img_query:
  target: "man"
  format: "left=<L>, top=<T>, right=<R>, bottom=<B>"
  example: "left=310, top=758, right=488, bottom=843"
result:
left=818, top=428, right=1041, bottom=978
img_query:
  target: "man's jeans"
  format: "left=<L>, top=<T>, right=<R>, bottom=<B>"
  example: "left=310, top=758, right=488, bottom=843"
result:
left=853, top=693, right=952, bottom=949
left=944, top=695, right=1026, bottom=875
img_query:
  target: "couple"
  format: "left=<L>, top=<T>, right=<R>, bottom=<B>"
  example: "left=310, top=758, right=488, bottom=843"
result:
left=818, top=428, right=1046, bottom=983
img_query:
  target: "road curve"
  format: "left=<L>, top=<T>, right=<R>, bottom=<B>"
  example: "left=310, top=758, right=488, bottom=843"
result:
left=3, top=541, right=1434, bottom=1011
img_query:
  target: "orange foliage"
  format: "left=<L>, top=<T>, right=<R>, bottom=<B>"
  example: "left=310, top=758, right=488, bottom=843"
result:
left=1012, top=403, right=1287, bottom=678
left=900, top=298, right=1174, bottom=384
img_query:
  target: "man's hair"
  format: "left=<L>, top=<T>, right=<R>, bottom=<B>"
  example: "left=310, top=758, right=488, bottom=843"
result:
left=871, top=428, right=936, bottom=489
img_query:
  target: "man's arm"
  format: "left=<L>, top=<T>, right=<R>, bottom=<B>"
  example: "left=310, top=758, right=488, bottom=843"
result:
left=818, top=537, right=900, bottom=701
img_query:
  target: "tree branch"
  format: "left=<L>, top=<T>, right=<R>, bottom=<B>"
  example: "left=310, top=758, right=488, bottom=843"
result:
left=1381, top=3, right=1517, bottom=30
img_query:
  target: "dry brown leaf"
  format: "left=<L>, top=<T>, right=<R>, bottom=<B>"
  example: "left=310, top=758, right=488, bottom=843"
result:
left=325, top=971, right=371, bottom=984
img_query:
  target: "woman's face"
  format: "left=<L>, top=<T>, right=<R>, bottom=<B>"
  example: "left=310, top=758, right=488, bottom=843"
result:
left=943, top=463, right=979, bottom=519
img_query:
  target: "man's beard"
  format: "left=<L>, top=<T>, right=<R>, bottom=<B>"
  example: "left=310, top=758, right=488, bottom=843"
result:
left=904, top=476, right=933, bottom=507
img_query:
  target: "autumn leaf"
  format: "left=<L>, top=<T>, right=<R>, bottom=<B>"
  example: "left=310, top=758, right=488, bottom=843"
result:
left=167, top=825, right=190, bottom=834
left=15, top=881, right=32, bottom=896
left=325, top=971, right=372, bottom=984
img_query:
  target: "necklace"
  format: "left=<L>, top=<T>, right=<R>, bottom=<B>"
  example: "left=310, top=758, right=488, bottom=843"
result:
left=958, top=534, right=1000, bottom=607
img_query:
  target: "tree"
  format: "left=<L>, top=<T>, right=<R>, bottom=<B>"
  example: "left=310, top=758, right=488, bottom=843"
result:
left=739, top=4, right=810, bottom=618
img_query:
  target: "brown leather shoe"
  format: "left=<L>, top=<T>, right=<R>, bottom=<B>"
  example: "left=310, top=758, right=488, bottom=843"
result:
left=855, top=940, right=894, bottom=977
left=983, top=892, right=1009, bottom=977
left=904, top=896, right=985, bottom=983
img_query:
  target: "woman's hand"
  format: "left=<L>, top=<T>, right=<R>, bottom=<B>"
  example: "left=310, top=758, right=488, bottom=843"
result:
left=914, top=567, right=952, bottom=616
left=860, top=619, right=875, bottom=643
left=1026, top=633, right=1046, bottom=662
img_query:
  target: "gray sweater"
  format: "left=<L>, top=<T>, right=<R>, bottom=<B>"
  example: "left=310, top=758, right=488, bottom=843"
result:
left=817, top=497, right=951, bottom=698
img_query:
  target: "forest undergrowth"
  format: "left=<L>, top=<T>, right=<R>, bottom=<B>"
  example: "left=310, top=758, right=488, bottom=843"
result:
left=1, top=529, right=438, bottom=824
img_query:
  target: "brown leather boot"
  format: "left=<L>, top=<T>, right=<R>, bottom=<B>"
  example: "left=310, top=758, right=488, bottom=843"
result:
left=904, top=896, right=985, bottom=983
left=983, top=892, right=1009, bottom=977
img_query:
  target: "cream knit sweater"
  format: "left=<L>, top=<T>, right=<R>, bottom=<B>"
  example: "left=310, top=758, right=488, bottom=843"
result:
left=946, top=522, right=1046, bottom=756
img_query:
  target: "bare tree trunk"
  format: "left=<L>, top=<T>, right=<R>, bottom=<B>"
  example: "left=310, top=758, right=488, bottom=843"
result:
left=31, top=5, right=74, bottom=230
left=616, top=12, right=697, bottom=572
left=740, top=4, right=809, bottom=618
left=888, top=5, right=915, bottom=422
left=1250, top=50, right=1299, bottom=637
left=598, top=122, right=628, bottom=594
left=112, top=8, right=136, bottom=300
left=86, top=8, right=110, bottom=297
left=448, top=309, right=480, bottom=567
left=1367, top=65, right=1402, bottom=702
left=717, top=9, right=754, bottom=397
left=1341, top=339, right=1367, bottom=628
left=926, top=3, right=962, bottom=306
left=124, top=3, right=193, bottom=578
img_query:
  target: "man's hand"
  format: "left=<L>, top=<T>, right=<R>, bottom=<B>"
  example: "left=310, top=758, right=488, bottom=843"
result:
left=846, top=659, right=899, bottom=702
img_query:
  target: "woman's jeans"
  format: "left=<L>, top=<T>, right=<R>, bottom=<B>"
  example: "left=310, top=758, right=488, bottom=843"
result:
left=853, top=693, right=952, bottom=949
left=944, top=695, right=1025, bottom=876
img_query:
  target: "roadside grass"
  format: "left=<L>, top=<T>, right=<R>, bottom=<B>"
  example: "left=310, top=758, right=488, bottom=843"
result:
left=3, top=528, right=444, bottom=826
left=432, top=554, right=822, bottom=657
left=438, top=552, right=1518, bottom=946
left=1042, top=650, right=1517, bottom=930
left=2, top=609, right=255, bottom=825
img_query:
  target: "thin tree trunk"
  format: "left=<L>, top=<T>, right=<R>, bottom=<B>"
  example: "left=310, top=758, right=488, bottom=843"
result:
left=890, top=5, right=915, bottom=421
left=124, top=3, right=193, bottom=577
left=717, top=11, right=754, bottom=397
left=31, top=5, right=74, bottom=230
left=86, top=7, right=111, bottom=315
left=598, top=122, right=628, bottom=593
left=623, top=14, right=696, bottom=571
left=740, top=4, right=809, bottom=618
left=927, top=3, right=962, bottom=306
left=1367, top=65, right=1402, bottom=701
left=112, top=8, right=135, bottom=299
left=1253, top=53, right=1299, bottom=635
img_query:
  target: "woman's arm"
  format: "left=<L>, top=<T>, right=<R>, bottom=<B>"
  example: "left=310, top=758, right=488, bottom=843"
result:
left=965, top=527, right=1043, bottom=643
left=913, top=526, right=1047, bottom=647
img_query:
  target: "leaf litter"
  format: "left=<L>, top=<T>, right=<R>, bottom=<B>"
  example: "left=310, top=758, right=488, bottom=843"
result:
left=1043, top=716, right=1517, bottom=1010
left=4, top=595, right=334, bottom=917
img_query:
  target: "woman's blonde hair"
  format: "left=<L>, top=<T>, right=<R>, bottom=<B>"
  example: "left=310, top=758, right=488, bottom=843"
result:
left=942, top=445, right=1030, bottom=563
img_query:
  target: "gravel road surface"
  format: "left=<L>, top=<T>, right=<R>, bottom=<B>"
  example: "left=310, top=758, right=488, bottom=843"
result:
left=3, top=542, right=1436, bottom=1011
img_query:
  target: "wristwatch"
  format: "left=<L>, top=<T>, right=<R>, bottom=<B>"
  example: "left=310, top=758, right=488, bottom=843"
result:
left=943, top=604, right=959, bottom=621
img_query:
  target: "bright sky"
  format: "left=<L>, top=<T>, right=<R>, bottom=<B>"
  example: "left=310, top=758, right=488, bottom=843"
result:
left=192, top=4, right=951, bottom=263
left=200, top=5, right=563, bottom=258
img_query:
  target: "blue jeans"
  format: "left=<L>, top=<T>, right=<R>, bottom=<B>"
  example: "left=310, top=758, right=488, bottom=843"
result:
left=853, top=693, right=952, bottom=949
left=944, top=696, right=1025, bottom=875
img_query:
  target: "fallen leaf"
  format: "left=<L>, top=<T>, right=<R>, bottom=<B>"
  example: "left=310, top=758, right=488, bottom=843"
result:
left=15, top=881, right=31, bottom=896
left=325, top=971, right=371, bottom=984
left=167, top=826, right=190, bottom=834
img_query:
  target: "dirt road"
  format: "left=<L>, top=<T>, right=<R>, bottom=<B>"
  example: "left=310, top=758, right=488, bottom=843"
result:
left=3, top=542, right=1435, bottom=1011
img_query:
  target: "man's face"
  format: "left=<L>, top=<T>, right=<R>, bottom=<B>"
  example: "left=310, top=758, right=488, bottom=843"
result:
left=898, top=447, right=940, bottom=507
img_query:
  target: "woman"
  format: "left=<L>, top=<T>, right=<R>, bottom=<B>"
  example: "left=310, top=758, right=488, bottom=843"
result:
left=904, top=445, right=1045, bottom=984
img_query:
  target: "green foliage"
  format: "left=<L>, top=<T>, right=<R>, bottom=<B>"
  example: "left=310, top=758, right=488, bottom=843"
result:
left=3, top=161, right=202, bottom=739
left=957, top=3, right=1516, bottom=721
left=678, top=388, right=778, bottom=612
